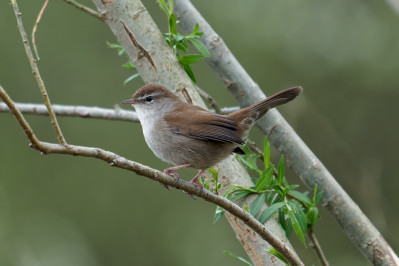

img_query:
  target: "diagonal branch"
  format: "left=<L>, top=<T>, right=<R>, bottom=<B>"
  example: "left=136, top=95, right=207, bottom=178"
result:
left=0, top=83, right=303, bottom=266
left=12, top=0, right=66, bottom=145
left=62, top=0, right=103, bottom=20
left=173, top=0, right=399, bottom=265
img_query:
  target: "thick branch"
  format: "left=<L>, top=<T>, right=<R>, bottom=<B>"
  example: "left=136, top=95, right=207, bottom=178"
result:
left=173, top=0, right=399, bottom=265
left=0, top=84, right=303, bottom=266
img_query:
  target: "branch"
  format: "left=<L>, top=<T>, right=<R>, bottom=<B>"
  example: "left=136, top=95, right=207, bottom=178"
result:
left=32, top=0, right=50, bottom=60
left=196, top=86, right=223, bottom=114
left=12, top=0, right=66, bottom=145
left=173, top=1, right=399, bottom=265
left=0, top=102, right=239, bottom=122
left=308, top=229, right=329, bottom=266
left=62, top=0, right=103, bottom=20
left=0, top=83, right=303, bottom=266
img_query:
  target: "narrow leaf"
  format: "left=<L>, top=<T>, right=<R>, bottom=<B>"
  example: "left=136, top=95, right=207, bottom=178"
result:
left=250, top=193, right=266, bottom=217
left=123, top=73, right=140, bottom=85
left=182, top=64, right=196, bottom=83
left=285, top=217, right=293, bottom=238
left=288, top=211, right=306, bottom=246
left=189, top=38, right=210, bottom=57
left=169, top=14, right=177, bottom=35
left=255, top=167, right=273, bottom=191
left=277, top=155, right=285, bottom=186
left=223, top=251, right=253, bottom=266
left=265, top=249, right=289, bottom=265
left=213, top=206, right=225, bottom=224
left=315, top=190, right=324, bottom=205
left=178, top=54, right=205, bottom=65
left=263, top=137, right=270, bottom=169
left=229, top=190, right=250, bottom=202
left=278, top=208, right=286, bottom=230
left=258, top=202, right=285, bottom=224
left=288, top=190, right=312, bottom=207
left=307, top=206, right=319, bottom=228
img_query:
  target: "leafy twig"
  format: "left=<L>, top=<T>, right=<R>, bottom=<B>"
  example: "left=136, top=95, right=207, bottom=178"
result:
left=12, top=0, right=66, bottom=145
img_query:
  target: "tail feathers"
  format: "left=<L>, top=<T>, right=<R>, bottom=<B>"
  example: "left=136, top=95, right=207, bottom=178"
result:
left=249, top=86, right=302, bottom=120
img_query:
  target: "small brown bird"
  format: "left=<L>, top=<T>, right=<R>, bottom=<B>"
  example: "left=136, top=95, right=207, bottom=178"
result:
left=122, top=84, right=302, bottom=188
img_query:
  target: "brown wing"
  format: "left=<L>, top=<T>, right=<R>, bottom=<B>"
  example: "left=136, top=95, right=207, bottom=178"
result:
left=165, top=104, right=244, bottom=145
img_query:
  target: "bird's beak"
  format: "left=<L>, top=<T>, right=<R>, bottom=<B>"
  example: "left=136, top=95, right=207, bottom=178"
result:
left=121, top=99, right=137, bottom=105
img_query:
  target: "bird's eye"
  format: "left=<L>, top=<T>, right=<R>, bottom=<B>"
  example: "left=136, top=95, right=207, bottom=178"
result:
left=145, top=96, right=153, bottom=102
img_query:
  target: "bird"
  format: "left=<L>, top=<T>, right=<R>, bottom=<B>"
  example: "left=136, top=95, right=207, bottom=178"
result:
left=122, top=84, right=302, bottom=189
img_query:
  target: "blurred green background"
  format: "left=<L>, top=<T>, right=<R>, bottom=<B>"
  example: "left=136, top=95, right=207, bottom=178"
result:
left=1, top=0, right=398, bottom=265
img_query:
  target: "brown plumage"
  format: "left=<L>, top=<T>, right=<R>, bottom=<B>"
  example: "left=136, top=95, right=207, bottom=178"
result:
left=122, top=84, right=302, bottom=186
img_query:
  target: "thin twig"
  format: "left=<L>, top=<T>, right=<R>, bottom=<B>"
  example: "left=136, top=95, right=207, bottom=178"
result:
left=63, top=0, right=103, bottom=20
left=0, top=86, right=41, bottom=148
left=32, top=0, right=51, bottom=60
left=196, top=86, right=223, bottom=114
left=0, top=102, right=239, bottom=122
left=0, top=84, right=303, bottom=266
left=12, top=0, right=66, bottom=145
left=308, top=228, right=329, bottom=266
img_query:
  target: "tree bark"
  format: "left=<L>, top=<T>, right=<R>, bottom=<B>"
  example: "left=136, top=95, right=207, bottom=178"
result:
left=90, top=0, right=299, bottom=265
left=173, top=0, right=399, bottom=265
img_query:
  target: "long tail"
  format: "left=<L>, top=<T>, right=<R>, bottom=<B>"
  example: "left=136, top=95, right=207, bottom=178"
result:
left=248, top=86, right=303, bottom=120
left=229, top=86, right=302, bottom=133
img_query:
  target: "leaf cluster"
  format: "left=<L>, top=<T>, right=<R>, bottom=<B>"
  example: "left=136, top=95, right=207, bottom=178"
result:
left=158, top=0, right=210, bottom=83
left=214, top=137, right=323, bottom=248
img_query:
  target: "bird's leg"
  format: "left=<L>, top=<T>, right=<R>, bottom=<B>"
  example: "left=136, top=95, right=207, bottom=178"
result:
left=190, top=169, right=206, bottom=190
left=182, top=169, right=207, bottom=199
left=161, top=164, right=190, bottom=189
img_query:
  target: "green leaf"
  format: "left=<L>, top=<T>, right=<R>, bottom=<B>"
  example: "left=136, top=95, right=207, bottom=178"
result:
left=278, top=208, right=286, bottom=230
left=277, top=155, right=285, bottom=186
left=263, top=137, right=270, bottom=169
left=175, top=41, right=188, bottom=53
left=188, top=38, right=210, bottom=57
left=182, top=64, right=197, bottom=83
left=168, top=0, right=174, bottom=14
left=291, top=203, right=307, bottom=236
left=229, top=190, right=250, bottom=202
left=178, top=54, right=205, bottom=65
left=237, top=156, right=260, bottom=174
left=285, top=217, right=293, bottom=238
left=123, top=73, right=140, bottom=85
left=213, top=206, right=225, bottom=224
left=157, top=0, right=169, bottom=16
left=223, top=251, right=253, bottom=266
left=258, top=202, right=285, bottom=224
left=283, top=185, right=299, bottom=195
left=307, top=206, right=319, bottom=228
left=255, top=167, right=273, bottom=191
left=243, top=203, right=250, bottom=212
left=315, top=190, right=323, bottom=205
left=265, top=249, right=288, bottom=265
left=169, top=13, right=177, bottom=35
left=250, top=193, right=266, bottom=217
left=193, top=23, right=199, bottom=34
left=122, top=61, right=136, bottom=70
left=288, top=210, right=306, bottom=246
left=288, top=190, right=312, bottom=207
